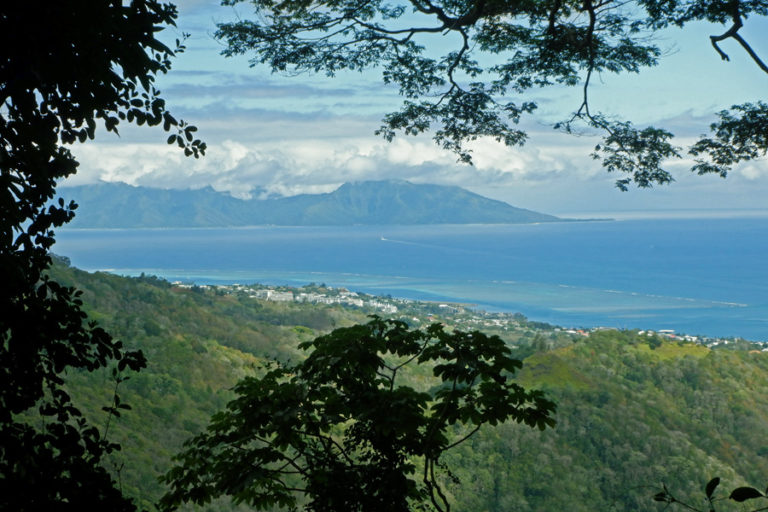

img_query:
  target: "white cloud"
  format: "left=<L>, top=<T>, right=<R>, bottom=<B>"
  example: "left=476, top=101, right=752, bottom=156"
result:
left=66, top=122, right=614, bottom=207
left=738, top=162, right=768, bottom=181
left=65, top=121, right=768, bottom=215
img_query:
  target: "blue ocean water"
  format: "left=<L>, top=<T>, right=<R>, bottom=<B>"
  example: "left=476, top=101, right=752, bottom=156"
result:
left=54, top=217, right=768, bottom=340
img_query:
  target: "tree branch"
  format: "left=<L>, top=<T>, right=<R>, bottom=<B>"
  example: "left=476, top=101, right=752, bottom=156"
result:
left=408, top=0, right=493, bottom=31
left=709, top=8, right=768, bottom=74
left=443, top=424, right=481, bottom=451
left=731, top=32, right=768, bottom=74
left=429, top=457, right=451, bottom=512
left=248, top=436, right=310, bottom=478
left=296, top=428, right=357, bottom=467
left=710, top=14, right=743, bottom=61
left=351, top=17, right=446, bottom=36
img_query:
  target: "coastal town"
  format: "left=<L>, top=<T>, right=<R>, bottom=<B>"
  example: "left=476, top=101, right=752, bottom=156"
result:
left=173, top=281, right=766, bottom=351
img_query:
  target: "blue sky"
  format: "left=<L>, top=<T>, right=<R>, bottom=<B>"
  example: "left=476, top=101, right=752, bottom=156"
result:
left=65, top=1, right=768, bottom=215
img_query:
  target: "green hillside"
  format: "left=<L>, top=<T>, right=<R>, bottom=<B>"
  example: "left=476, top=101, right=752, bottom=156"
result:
left=48, top=261, right=368, bottom=510
left=45, top=261, right=768, bottom=511
left=447, top=331, right=768, bottom=511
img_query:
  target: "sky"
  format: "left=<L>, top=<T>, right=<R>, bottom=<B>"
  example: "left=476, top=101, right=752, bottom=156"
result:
left=65, top=0, right=768, bottom=216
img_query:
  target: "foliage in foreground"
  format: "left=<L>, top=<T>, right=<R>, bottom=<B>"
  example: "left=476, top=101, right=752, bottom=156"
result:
left=0, top=1, right=203, bottom=508
left=160, top=317, right=556, bottom=511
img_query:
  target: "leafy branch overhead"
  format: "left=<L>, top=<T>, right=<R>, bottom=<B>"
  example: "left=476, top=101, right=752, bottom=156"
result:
left=160, top=317, right=555, bottom=512
left=218, top=0, right=768, bottom=189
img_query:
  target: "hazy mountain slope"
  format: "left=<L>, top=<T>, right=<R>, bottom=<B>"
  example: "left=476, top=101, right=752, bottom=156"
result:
left=61, top=180, right=561, bottom=227
left=275, top=180, right=559, bottom=225
left=61, top=183, right=256, bottom=227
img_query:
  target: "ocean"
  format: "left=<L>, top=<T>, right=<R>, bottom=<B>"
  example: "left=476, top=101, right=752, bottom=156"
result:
left=54, top=215, right=768, bottom=341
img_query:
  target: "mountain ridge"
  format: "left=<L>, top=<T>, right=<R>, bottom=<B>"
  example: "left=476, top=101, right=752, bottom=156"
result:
left=60, top=180, right=563, bottom=228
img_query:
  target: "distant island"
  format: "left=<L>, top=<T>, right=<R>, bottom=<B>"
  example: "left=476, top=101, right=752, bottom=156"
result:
left=60, top=180, right=566, bottom=228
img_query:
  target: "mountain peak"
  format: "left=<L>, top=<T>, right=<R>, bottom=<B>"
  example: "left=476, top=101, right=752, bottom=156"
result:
left=61, top=181, right=561, bottom=228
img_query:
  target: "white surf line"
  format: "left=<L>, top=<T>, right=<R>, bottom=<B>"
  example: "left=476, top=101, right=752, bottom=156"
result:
left=599, top=288, right=748, bottom=307
left=379, top=236, right=430, bottom=247
left=489, top=279, right=750, bottom=308
left=379, top=235, right=499, bottom=257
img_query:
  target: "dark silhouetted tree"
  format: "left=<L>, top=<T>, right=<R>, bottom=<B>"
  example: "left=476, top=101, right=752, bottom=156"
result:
left=160, top=317, right=555, bottom=511
left=0, top=1, right=204, bottom=509
left=216, top=0, right=767, bottom=190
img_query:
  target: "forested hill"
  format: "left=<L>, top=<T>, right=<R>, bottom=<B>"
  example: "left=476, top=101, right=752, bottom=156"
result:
left=47, top=260, right=768, bottom=511
left=59, top=180, right=561, bottom=227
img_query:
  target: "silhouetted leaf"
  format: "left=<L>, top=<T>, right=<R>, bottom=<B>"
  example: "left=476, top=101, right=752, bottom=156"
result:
left=730, top=487, right=764, bottom=502
left=706, top=477, right=720, bottom=498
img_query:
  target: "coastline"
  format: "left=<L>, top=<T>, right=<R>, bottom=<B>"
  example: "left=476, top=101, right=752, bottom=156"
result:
left=89, top=266, right=763, bottom=344
left=53, top=217, right=768, bottom=343
left=167, top=278, right=764, bottom=348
